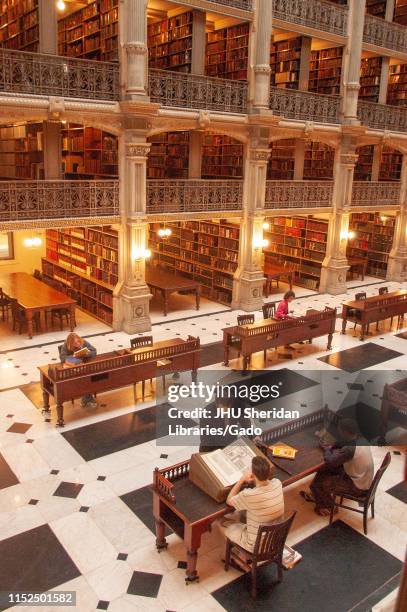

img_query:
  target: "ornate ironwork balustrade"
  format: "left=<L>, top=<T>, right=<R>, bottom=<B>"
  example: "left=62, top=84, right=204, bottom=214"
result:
left=0, top=180, right=119, bottom=223
left=0, top=48, right=119, bottom=100
left=363, top=14, right=407, bottom=54
left=357, top=100, right=407, bottom=132
left=269, top=86, right=341, bottom=123
left=204, top=0, right=252, bottom=9
left=147, top=180, right=243, bottom=214
left=265, top=181, right=334, bottom=209
left=351, top=182, right=400, bottom=208
left=273, top=0, right=348, bottom=36
left=148, top=69, right=247, bottom=114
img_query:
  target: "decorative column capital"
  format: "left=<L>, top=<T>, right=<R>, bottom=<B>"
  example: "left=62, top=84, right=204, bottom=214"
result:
left=249, top=148, right=270, bottom=163
left=126, top=142, right=151, bottom=159
left=254, top=64, right=271, bottom=76
left=124, top=41, right=148, bottom=55
left=339, top=152, right=358, bottom=166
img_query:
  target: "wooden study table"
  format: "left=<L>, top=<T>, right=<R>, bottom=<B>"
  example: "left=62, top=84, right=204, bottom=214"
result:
left=153, top=410, right=326, bottom=582
left=341, top=290, right=407, bottom=341
left=0, top=272, right=76, bottom=338
left=263, top=262, right=294, bottom=296
left=223, top=308, right=336, bottom=370
left=347, top=257, right=367, bottom=281
left=146, top=267, right=200, bottom=316
left=39, top=336, right=200, bottom=426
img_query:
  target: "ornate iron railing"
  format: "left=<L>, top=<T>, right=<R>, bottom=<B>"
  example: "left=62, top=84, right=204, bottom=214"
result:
left=265, top=180, right=333, bottom=209
left=357, top=100, right=407, bottom=132
left=269, top=86, right=340, bottom=123
left=273, top=0, right=348, bottom=36
left=351, top=182, right=401, bottom=208
left=147, top=180, right=243, bottom=213
left=204, top=0, right=252, bottom=9
left=363, top=14, right=407, bottom=54
left=0, top=180, right=119, bottom=222
left=0, top=48, right=119, bottom=100
left=148, top=69, right=247, bottom=114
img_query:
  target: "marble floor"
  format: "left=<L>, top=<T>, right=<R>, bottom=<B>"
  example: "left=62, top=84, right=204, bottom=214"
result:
left=0, top=277, right=406, bottom=611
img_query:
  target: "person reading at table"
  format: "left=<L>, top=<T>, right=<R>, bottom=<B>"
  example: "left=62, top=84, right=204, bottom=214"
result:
left=275, top=290, right=296, bottom=320
left=300, top=418, right=374, bottom=516
left=219, top=455, right=284, bottom=554
left=60, top=332, right=97, bottom=409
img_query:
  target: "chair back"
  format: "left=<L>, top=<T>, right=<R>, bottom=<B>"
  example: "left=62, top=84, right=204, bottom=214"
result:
left=57, top=345, right=64, bottom=362
left=253, top=512, right=296, bottom=563
left=130, top=335, right=153, bottom=349
left=237, top=314, right=255, bottom=326
left=378, top=286, right=388, bottom=295
left=33, top=269, right=42, bottom=280
left=365, top=452, right=391, bottom=508
left=262, top=302, right=277, bottom=319
left=355, top=292, right=367, bottom=301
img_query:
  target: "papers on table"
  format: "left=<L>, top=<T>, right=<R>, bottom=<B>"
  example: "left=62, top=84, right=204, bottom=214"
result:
left=200, top=438, right=257, bottom=487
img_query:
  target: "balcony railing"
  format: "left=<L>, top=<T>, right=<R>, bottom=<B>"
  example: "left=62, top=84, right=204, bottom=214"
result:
left=0, top=180, right=119, bottom=223
left=269, top=86, right=340, bottom=124
left=357, top=100, right=407, bottom=132
left=273, top=0, right=348, bottom=37
left=363, top=14, right=407, bottom=54
left=148, top=69, right=247, bottom=114
left=147, top=180, right=243, bottom=214
left=265, top=180, right=333, bottom=209
left=0, top=48, right=119, bottom=101
left=351, top=181, right=400, bottom=208
left=204, top=0, right=252, bottom=9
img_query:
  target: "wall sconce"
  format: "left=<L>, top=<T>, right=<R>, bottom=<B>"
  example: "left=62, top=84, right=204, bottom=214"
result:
left=23, top=236, right=42, bottom=248
left=253, top=237, right=269, bottom=249
left=157, top=227, right=172, bottom=238
left=340, top=230, right=355, bottom=241
left=380, top=216, right=388, bottom=223
left=262, top=222, right=270, bottom=231
left=132, top=247, right=151, bottom=261
left=56, top=0, right=66, bottom=12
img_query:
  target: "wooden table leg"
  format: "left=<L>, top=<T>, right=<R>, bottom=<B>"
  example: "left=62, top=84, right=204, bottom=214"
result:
left=162, top=290, right=168, bottom=316
left=192, top=369, right=197, bottom=384
left=195, top=289, right=200, bottom=311
left=155, top=518, right=168, bottom=551
left=341, top=317, right=347, bottom=335
left=69, top=304, right=75, bottom=331
left=186, top=548, right=199, bottom=583
left=224, top=345, right=229, bottom=366
left=327, top=333, right=333, bottom=350
left=360, top=324, right=366, bottom=341
left=56, top=403, right=65, bottom=427
left=42, top=390, right=51, bottom=416
left=26, top=310, right=33, bottom=339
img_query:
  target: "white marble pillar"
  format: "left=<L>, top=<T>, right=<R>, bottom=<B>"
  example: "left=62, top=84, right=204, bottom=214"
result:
left=252, top=0, right=273, bottom=111
left=122, top=0, right=149, bottom=100
left=342, top=0, right=366, bottom=124
left=39, top=0, right=57, bottom=54
left=232, top=132, right=269, bottom=310
left=113, top=134, right=152, bottom=333
left=387, top=155, right=407, bottom=282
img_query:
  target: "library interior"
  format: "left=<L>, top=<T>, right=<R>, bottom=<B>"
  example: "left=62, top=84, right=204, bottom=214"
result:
left=0, top=0, right=406, bottom=611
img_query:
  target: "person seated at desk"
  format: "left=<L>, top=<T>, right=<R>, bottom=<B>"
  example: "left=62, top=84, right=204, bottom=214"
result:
left=301, top=418, right=374, bottom=516
left=275, top=290, right=296, bottom=320
left=219, top=456, right=284, bottom=554
left=60, top=332, right=97, bottom=409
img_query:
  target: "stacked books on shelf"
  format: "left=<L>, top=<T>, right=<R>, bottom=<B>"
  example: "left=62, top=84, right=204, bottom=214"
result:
left=394, top=0, right=407, bottom=25
left=304, top=142, right=334, bottom=180
left=347, top=212, right=395, bottom=278
left=309, top=46, right=343, bottom=96
left=267, top=139, right=296, bottom=180
left=0, top=0, right=39, bottom=51
left=354, top=145, right=374, bottom=181
left=147, top=132, right=189, bottom=179
left=148, top=11, right=193, bottom=73
left=387, top=63, right=407, bottom=106
left=270, top=37, right=301, bottom=90
left=0, top=122, right=43, bottom=179
left=62, top=124, right=118, bottom=178
left=359, top=56, right=382, bottom=102
left=206, top=23, right=249, bottom=81
left=379, top=146, right=402, bottom=181
left=202, top=134, right=244, bottom=179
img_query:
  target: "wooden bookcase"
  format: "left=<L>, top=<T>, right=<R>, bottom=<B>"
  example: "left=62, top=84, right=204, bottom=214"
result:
left=394, top=0, right=407, bottom=24
left=0, top=122, right=43, bottom=179
left=148, top=11, right=193, bottom=73
left=58, top=0, right=118, bottom=61
left=387, top=63, right=407, bottom=106
left=148, top=220, right=240, bottom=305
left=147, top=132, right=189, bottom=179
left=309, top=46, right=343, bottom=96
left=202, top=134, right=244, bottom=179
left=62, top=124, right=118, bottom=178
left=263, top=215, right=329, bottom=290
left=359, top=56, right=382, bottom=102
left=206, top=23, right=249, bottom=81
left=354, top=145, right=374, bottom=181
left=347, top=212, right=395, bottom=278
left=270, top=37, right=302, bottom=90
left=366, top=0, right=387, bottom=18
left=42, top=225, right=118, bottom=325
left=304, top=142, right=334, bottom=180
left=267, top=139, right=296, bottom=180
left=379, top=146, right=403, bottom=181
left=0, top=0, right=39, bottom=51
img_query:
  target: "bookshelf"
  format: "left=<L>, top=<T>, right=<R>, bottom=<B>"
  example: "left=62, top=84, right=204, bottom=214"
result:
left=42, top=225, right=118, bottom=325
left=57, top=0, right=119, bottom=61
left=354, top=145, right=374, bottom=181
left=394, top=0, right=407, bottom=25
left=347, top=212, right=395, bottom=278
left=147, top=132, right=189, bottom=179
left=359, top=56, right=382, bottom=102
left=269, top=37, right=302, bottom=90
left=387, top=63, right=407, bottom=106
left=304, top=142, right=334, bottom=180
left=148, top=11, right=193, bottom=73
left=148, top=220, right=240, bottom=305
left=0, top=0, right=39, bottom=51
left=309, top=46, right=343, bottom=96
left=263, top=215, right=329, bottom=290
left=366, top=0, right=387, bottom=18
left=62, top=124, right=118, bottom=178
left=202, top=135, right=244, bottom=179
left=0, top=122, right=43, bottom=179
left=379, top=146, right=403, bottom=181
left=206, top=23, right=249, bottom=81
left=267, top=139, right=296, bottom=180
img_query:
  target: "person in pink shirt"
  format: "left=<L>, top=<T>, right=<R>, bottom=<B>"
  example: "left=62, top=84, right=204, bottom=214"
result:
left=275, top=290, right=296, bottom=320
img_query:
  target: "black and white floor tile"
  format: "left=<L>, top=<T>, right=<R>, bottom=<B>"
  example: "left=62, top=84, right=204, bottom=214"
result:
left=0, top=278, right=406, bottom=611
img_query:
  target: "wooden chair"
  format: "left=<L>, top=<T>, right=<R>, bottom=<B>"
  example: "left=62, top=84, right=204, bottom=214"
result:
left=33, top=269, right=42, bottom=280
left=329, top=452, right=391, bottom=535
left=50, top=308, right=72, bottom=331
left=237, top=314, right=255, bottom=326
left=130, top=335, right=154, bottom=399
left=0, top=288, right=13, bottom=321
left=376, top=286, right=392, bottom=330
left=262, top=302, right=277, bottom=320
left=11, top=300, right=40, bottom=335
left=353, top=292, right=367, bottom=333
left=225, top=512, right=296, bottom=598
